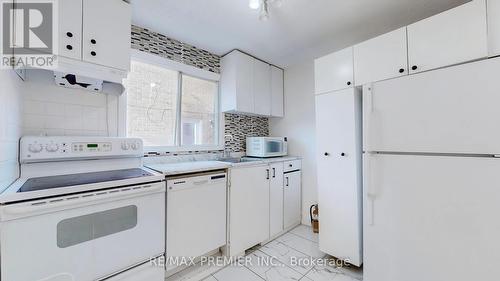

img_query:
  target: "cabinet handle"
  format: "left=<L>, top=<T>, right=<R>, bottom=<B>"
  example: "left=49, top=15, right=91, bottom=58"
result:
left=91, top=51, right=97, bottom=56
left=324, top=152, right=329, bottom=156
left=399, top=68, right=405, bottom=73
left=272, top=168, right=276, bottom=178
left=341, top=152, right=346, bottom=157
left=347, top=81, right=352, bottom=86
left=412, top=65, right=418, bottom=71
left=91, top=39, right=97, bottom=44
left=66, top=45, right=72, bottom=50
left=266, top=169, right=270, bottom=180
left=66, top=32, right=73, bottom=38
left=286, top=177, right=289, bottom=187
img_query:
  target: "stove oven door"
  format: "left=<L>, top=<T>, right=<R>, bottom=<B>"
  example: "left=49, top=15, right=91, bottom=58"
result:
left=0, top=182, right=166, bottom=281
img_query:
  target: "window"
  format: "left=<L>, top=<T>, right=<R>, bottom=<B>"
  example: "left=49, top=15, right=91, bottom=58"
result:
left=124, top=58, right=220, bottom=149
left=181, top=75, right=218, bottom=146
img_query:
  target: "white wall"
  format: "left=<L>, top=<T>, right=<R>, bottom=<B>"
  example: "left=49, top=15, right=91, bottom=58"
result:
left=0, top=69, right=122, bottom=191
left=270, top=60, right=317, bottom=226
left=21, top=70, right=120, bottom=137
left=0, top=71, right=24, bottom=190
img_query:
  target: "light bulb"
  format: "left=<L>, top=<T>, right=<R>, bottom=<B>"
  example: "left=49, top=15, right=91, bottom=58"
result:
left=249, top=0, right=260, bottom=10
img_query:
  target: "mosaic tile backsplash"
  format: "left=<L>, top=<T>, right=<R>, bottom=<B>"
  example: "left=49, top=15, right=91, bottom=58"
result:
left=224, top=113, right=269, bottom=153
left=131, top=25, right=269, bottom=154
left=131, top=25, right=221, bottom=73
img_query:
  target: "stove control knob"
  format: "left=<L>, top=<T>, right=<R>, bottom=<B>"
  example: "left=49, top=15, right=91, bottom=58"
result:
left=121, top=142, right=130, bottom=150
left=46, top=143, right=59, bottom=152
left=131, top=142, right=139, bottom=150
left=29, top=143, right=43, bottom=153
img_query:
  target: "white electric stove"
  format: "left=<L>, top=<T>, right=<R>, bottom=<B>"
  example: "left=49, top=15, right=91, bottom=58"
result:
left=0, top=136, right=166, bottom=281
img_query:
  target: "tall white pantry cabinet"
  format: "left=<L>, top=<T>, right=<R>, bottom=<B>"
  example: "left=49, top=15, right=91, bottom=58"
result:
left=314, top=87, right=363, bottom=267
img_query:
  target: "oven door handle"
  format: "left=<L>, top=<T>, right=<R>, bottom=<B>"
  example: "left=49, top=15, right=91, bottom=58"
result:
left=2, top=183, right=165, bottom=218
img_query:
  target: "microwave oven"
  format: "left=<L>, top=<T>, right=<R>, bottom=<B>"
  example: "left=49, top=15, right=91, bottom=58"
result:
left=246, top=137, right=288, bottom=158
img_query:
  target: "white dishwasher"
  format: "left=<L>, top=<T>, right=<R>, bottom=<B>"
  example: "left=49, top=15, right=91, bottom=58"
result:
left=166, top=171, right=227, bottom=263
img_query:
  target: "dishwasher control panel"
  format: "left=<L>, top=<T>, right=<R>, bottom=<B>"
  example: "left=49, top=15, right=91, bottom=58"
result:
left=166, top=171, right=227, bottom=191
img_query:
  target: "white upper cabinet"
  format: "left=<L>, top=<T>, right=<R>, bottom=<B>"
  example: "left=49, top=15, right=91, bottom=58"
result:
left=314, top=47, right=354, bottom=95
left=271, top=66, right=284, bottom=117
left=82, top=0, right=131, bottom=71
left=253, top=59, right=272, bottom=116
left=221, top=51, right=255, bottom=114
left=407, top=0, right=488, bottom=74
left=488, top=0, right=500, bottom=57
left=58, top=0, right=83, bottom=61
left=221, top=50, right=284, bottom=117
left=354, top=28, right=408, bottom=86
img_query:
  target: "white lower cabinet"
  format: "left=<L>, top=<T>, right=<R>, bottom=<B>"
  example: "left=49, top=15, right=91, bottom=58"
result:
left=269, top=162, right=284, bottom=237
left=229, top=165, right=270, bottom=256
left=283, top=170, right=302, bottom=229
left=229, top=160, right=302, bottom=256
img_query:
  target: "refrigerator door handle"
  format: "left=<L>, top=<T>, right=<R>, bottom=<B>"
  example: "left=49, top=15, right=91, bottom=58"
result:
left=366, top=153, right=376, bottom=225
left=364, top=84, right=374, bottom=151
left=367, top=84, right=374, bottom=113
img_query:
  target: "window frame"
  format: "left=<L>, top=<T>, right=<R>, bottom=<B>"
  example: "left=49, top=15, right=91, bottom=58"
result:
left=122, top=49, right=223, bottom=152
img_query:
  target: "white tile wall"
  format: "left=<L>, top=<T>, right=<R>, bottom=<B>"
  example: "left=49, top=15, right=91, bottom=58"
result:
left=0, top=71, right=23, bottom=190
left=21, top=70, right=119, bottom=137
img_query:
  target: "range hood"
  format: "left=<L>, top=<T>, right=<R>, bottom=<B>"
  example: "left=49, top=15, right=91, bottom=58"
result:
left=54, top=72, right=104, bottom=92
left=51, top=56, right=127, bottom=95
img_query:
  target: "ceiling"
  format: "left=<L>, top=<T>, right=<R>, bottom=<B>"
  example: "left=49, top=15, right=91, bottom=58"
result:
left=131, top=0, right=469, bottom=67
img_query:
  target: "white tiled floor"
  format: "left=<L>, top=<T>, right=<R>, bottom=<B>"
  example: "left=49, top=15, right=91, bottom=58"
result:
left=165, top=225, right=363, bottom=281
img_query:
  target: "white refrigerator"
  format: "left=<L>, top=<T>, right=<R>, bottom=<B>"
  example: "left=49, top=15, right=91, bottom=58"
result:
left=363, top=57, right=500, bottom=281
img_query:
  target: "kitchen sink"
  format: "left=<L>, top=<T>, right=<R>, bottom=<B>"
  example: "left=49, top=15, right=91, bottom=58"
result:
left=218, top=157, right=261, bottom=164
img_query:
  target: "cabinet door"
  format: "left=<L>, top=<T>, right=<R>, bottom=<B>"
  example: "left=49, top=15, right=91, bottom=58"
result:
left=235, top=52, right=255, bottom=114
left=314, top=47, right=354, bottom=95
left=315, top=88, right=363, bottom=266
left=488, top=0, right=500, bottom=57
left=82, top=0, right=131, bottom=70
left=253, top=59, right=272, bottom=116
left=269, top=162, right=284, bottom=237
left=229, top=165, right=270, bottom=256
left=407, top=0, right=488, bottom=74
left=271, top=66, right=284, bottom=117
left=354, top=28, right=408, bottom=86
left=58, top=0, right=82, bottom=60
left=284, top=171, right=301, bottom=229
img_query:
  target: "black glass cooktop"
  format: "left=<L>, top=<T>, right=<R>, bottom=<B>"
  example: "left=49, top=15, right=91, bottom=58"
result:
left=18, top=168, right=154, bottom=193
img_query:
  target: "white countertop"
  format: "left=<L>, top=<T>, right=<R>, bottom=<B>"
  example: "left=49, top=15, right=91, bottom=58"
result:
left=145, top=156, right=302, bottom=176
left=145, top=161, right=232, bottom=176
